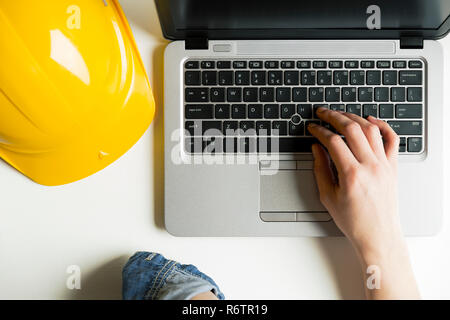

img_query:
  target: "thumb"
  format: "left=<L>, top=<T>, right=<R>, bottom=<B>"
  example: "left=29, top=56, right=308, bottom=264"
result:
left=312, top=144, right=336, bottom=204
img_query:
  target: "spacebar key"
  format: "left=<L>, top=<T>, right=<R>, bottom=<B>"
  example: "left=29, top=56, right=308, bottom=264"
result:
left=275, top=138, right=316, bottom=152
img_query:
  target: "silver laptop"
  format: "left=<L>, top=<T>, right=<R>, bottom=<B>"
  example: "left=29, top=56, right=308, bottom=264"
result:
left=157, top=0, right=448, bottom=236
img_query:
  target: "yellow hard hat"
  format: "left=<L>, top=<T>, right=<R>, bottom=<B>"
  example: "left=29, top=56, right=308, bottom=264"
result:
left=0, top=0, right=155, bottom=186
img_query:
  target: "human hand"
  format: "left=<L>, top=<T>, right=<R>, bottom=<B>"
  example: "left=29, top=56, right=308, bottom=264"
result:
left=307, top=107, right=401, bottom=253
left=308, top=107, right=419, bottom=299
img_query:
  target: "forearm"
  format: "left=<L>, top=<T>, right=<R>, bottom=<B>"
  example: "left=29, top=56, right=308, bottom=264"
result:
left=354, top=238, right=420, bottom=300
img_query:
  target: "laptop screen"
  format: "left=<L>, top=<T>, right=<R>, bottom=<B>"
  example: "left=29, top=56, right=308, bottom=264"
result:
left=156, top=0, right=450, bottom=40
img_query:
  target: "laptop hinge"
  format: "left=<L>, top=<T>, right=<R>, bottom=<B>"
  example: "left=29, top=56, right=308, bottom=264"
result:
left=400, top=36, right=424, bottom=49
left=185, top=37, right=208, bottom=50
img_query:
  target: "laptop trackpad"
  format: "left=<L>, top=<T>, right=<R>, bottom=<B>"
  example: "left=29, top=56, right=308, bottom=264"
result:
left=260, top=168, right=327, bottom=215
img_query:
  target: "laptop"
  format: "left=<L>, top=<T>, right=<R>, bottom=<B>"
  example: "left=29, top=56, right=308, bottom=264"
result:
left=156, top=0, right=449, bottom=236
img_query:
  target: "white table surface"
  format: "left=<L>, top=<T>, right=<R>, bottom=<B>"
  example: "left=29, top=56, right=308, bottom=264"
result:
left=0, top=0, right=449, bottom=299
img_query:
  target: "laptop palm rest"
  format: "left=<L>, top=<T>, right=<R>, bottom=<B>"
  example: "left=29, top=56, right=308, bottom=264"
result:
left=260, top=163, right=330, bottom=222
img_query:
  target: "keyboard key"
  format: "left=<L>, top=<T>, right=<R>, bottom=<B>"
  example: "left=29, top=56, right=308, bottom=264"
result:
left=185, top=121, right=201, bottom=135
left=313, top=61, right=326, bottom=68
left=284, top=71, right=299, bottom=85
left=395, top=104, right=422, bottom=118
left=210, top=88, right=225, bottom=102
left=298, top=104, right=313, bottom=119
left=334, top=71, right=349, bottom=85
left=260, top=87, right=274, bottom=102
left=185, top=71, right=201, bottom=85
left=223, top=121, right=238, bottom=135
left=407, top=87, right=422, bottom=102
left=309, top=87, right=324, bottom=102
left=313, top=104, right=328, bottom=118
left=202, top=71, right=217, bottom=85
left=350, top=71, right=365, bottom=85
left=388, top=121, right=422, bottom=135
left=330, top=104, right=345, bottom=112
left=342, top=87, right=357, bottom=102
left=218, top=71, right=233, bottom=85
left=292, top=88, right=307, bottom=102
left=257, top=137, right=272, bottom=153
left=185, top=88, right=208, bottom=102
left=185, top=61, right=199, bottom=69
left=268, top=71, right=283, bottom=85
left=239, top=137, right=257, bottom=152
left=243, top=87, right=258, bottom=102
left=227, top=87, right=242, bottom=102
left=281, top=61, right=295, bottom=69
left=345, top=61, right=359, bottom=68
left=275, top=137, right=316, bottom=152
left=363, top=104, right=378, bottom=118
left=215, top=104, right=230, bottom=119
left=325, top=87, right=340, bottom=102
left=374, top=87, right=389, bottom=102
left=251, top=71, right=266, bottom=85
left=377, top=61, right=391, bottom=68
left=366, top=71, right=381, bottom=85
left=256, top=121, right=271, bottom=135
left=399, top=71, right=422, bottom=85
left=276, top=88, right=291, bottom=102
left=239, top=121, right=256, bottom=135
left=297, top=61, right=311, bottom=69
left=185, top=137, right=202, bottom=153
left=399, top=137, right=406, bottom=152
left=383, top=71, right=397, bottom=85
left=202, top=121, right=222, bottom=136
left=409, top=60, right=423, bottom=68
left=281, top=104, right=295, bottom=119
left=223, top=137, right=238, bottom=152
left=264, top=104, right=280, bottom=119
left=235, top=71, right=250, bottom=85
left=379, top=104, right=394, bottom=118
left=272, top=121, right=288, bottom=135
left=249, top=61, right=263, bottom=69
left=301, top=71, right=316, bottom=85
left=201, top=61, right=215, bottom=69
left=233, top=61, right=247, bottom=68
left=318, top=71, right=332, bottom=85
left=393, top=61, right=407, bottom=68
left=346, top=104, right=362, bottom=116
left=265, top=61, right=279, bottom=69
left=203, top=137, right=223, bottom=153
left=358, top=87, right=373, bottom=102
left=231, top=104, right=246, bottom=119
left=329, top=61, right=343, bottom=69
left=408, top=137, right=422, bottom=152
left=248, top=104, right=263, bottom=119
left=289, top=122, right=304, bottom=136
left=305, top=121, right=320, bottom=136
left=216, top=61, right=231, bottom=69
left=361, top=61, right=375, bottom=68
left=391, top=87, right=405, bottom=102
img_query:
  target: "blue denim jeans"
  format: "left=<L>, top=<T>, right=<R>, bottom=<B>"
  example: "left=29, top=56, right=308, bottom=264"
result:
left=122, top=252, right=225, bottom=300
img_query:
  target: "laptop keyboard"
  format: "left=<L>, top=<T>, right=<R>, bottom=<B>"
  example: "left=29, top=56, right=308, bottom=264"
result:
left=184, top=59, right=425, bottom=154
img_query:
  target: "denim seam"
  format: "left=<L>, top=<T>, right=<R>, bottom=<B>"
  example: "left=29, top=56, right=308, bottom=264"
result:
left=151, top=261, right=178, bottom=300
left=145, top=260, right=173, bottom=300
left=145, top=253, right=157, bottom=261
left=173, top=266, right=220, bottom=296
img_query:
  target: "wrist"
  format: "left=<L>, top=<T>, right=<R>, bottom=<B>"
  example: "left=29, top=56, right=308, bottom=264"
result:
left=353, top=234, right=408, bottom=269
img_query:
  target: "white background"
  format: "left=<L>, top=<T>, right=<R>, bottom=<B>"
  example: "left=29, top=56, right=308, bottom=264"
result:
left=0, top=0, right=449, bottom=299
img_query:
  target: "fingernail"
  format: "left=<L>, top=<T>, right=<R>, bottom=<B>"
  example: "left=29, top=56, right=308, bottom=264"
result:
left=308, top=123, right=318, bottom=128
left=317, top=107, right=327, bottom=113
